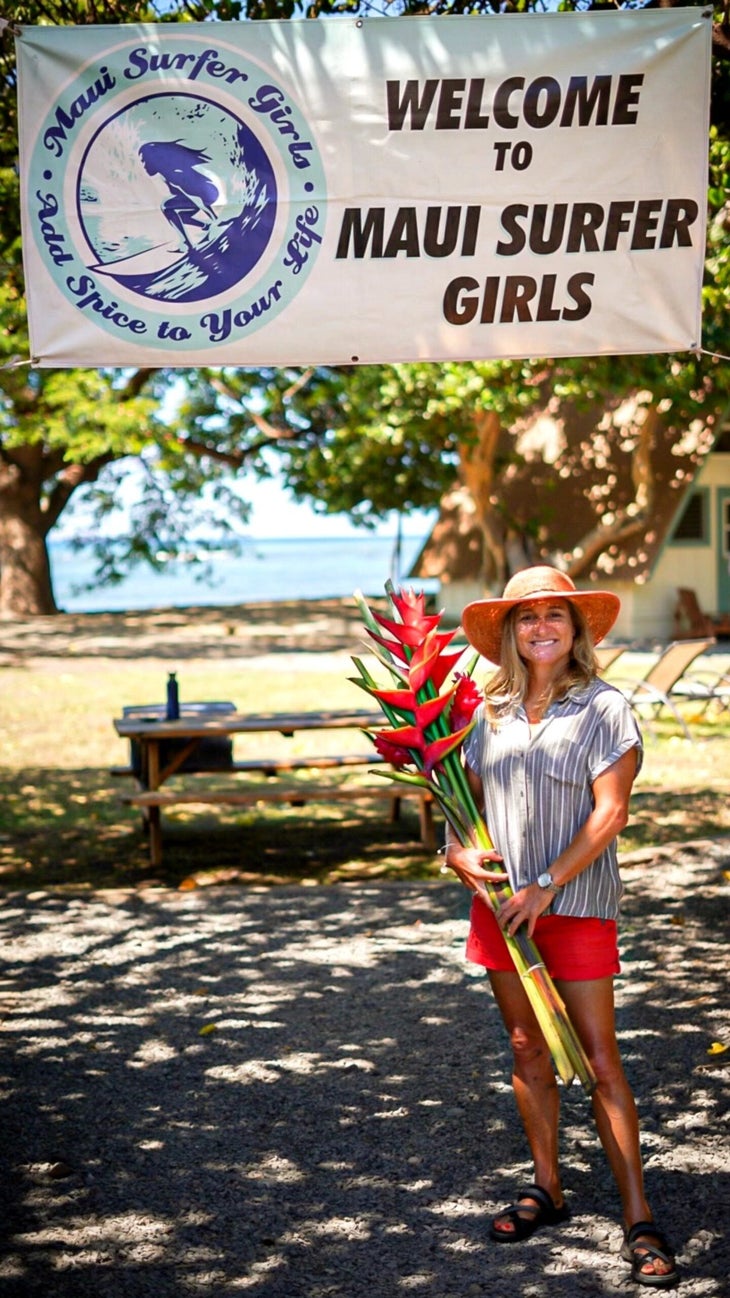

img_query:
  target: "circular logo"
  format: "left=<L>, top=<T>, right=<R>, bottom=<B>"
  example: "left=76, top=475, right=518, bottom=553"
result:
left=27, top=35, right=326, bottom=354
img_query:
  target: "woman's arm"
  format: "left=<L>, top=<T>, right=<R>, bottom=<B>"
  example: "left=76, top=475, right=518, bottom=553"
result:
left=442, top=761, right=506, bottom=896
left=496, top=745, right=639, bottom=939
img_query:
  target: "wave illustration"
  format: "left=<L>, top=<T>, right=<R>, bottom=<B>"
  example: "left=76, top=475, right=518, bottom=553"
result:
left=94, top=182, right=274, bottom=304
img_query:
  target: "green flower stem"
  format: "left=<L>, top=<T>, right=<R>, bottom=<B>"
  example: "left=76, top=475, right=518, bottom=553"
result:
left=380, top=763, right=594, bottom=1088
left=354, top=588, right=596, bottom=1094
left=455, top=809, right=595, bottom=1093
left=381, top=742, right=596, bottom=1091
left=377, top=770, right=476, bottom=845
left=353, top=588, right=386, bottom=638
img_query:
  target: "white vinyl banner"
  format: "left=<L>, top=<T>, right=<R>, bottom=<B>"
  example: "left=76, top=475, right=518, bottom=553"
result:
left=17, top=10, right=711, bottom=367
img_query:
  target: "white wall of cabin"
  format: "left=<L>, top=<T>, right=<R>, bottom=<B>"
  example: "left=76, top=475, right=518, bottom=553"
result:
left=619, top=452, right=730, bottom=641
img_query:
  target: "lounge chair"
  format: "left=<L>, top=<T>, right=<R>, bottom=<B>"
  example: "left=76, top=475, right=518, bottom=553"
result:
left=595, top=645, right=625, bottom=673
left=612, top=637, right=716, bottom=740
left=673, top=588, right=730, bottom=640
left=670, top=663, right=730, bottom=717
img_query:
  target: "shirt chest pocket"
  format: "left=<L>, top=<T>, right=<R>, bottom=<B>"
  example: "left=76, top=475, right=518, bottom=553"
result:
left=539, top=749, right=585, bottom=791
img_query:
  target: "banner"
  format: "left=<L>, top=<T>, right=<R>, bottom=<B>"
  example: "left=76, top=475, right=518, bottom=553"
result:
left=17, top=11, right=712, bottom=367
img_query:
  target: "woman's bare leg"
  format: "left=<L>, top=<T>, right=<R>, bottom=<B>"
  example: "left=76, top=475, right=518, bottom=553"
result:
left=488, top=969, right=565, bottom=1230
left=487, top=969, right=673, bottom=1275
left=557, top=976, right=673, bottom=1279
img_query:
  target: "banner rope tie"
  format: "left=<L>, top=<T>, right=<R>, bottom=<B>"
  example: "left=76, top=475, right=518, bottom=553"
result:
left=694, top=346, right=730, bottom=364
left=0, top=355, right=34, bottom=370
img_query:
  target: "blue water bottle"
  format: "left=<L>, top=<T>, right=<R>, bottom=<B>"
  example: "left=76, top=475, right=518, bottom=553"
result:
left=166, top=672, right=180, bottom=720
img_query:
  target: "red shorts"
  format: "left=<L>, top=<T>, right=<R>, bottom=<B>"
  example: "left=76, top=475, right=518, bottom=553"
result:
left=466, top=899, right=620, bottom=981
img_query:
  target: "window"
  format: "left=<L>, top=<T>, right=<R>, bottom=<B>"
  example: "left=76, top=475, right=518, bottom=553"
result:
left=671, top=490, right=708, bottom=543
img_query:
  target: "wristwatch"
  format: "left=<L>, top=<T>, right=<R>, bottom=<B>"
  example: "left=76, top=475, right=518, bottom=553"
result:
left=536, top=871, right=561, bottom=894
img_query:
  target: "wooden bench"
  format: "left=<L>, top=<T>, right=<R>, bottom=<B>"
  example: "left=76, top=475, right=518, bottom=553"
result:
left=111, top=752, right=384, bottom=779
left=121, top=778, right=436, bottom=865
left=113, top=708, right=435, bottom=867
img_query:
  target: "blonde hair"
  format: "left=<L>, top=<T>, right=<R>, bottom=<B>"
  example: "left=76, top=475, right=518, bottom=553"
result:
left=483, top=600, right=598, bottom=722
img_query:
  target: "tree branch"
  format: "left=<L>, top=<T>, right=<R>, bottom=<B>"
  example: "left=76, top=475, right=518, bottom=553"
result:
left=179, top=416, right=305, bottom=466
left=566, top=405, right=659, bottom=579
left=458, top=409, right=503, bottom=587
left=43, top=453, right=116, bottom=530
left=117, top=367, right=158, bottom=400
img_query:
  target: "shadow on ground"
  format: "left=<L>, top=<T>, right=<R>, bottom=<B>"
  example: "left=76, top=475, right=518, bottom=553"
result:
left=0, top=850, right=727, bottom=1297
left=0, top=598, right=395, bottom=664
left=4, top=766, right=730, bottom=892
left=0, top=766, right=435, bottom=890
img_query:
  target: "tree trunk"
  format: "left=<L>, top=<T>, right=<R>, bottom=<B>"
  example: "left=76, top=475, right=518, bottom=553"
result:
left=0, top=490, right=57, bottom=616
left=566, top=403, right=658, bottom=580
left=459, top=409, right=504, bottom=590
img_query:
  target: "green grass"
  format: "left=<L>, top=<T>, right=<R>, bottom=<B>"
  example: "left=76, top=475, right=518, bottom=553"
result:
left=1, top=639, right=729, bottom=892
left=0, top=657, right=439, bottom=889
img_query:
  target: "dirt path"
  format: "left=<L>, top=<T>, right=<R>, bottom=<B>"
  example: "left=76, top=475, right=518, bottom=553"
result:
left=0, top=841, right=727, bottom=1297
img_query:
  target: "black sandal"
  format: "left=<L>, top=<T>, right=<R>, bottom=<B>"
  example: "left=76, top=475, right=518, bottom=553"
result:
left=621, top=1221, right=679, bottom=1289
left=489, top=1183, right=570, bottom=1243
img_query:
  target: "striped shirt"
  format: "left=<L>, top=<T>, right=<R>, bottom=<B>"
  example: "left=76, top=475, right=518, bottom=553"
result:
left=463, top=678, right=643, bottom=919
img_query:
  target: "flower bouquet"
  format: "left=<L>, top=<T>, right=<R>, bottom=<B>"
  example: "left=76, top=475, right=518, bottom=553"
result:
left=351, top=581, right=596, bottom=1094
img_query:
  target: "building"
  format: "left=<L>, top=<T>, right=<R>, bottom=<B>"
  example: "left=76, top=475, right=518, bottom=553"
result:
left=410, top=400, right=730, bottom=643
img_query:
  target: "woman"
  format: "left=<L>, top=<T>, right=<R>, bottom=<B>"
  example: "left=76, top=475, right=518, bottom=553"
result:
left=444, top=566, right=677, bottom=1288
left=139, top=141, right=219, bottom=248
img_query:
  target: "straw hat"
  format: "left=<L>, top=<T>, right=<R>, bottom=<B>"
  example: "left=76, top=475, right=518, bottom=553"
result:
left=461, top=566, right=620, bottom=664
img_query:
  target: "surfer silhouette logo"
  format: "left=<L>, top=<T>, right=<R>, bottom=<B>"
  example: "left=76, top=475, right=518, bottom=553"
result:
left=28, top=32, right=326, bottom=350
left=77, top=97, right=281, bottom=304
left=139, top=140, right=220, bottom=251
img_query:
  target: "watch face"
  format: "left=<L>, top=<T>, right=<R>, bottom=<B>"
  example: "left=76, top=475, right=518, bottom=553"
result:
left=537, top=872, right=552, bottom=889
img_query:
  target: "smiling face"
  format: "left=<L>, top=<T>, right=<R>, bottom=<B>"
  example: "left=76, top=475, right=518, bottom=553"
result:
left=512, top=598, right=576, bottom=672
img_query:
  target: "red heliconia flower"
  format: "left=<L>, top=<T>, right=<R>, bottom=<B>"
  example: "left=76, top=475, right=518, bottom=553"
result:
left=372, top=732, right=416, bottom=769
left=422, top=726, right=473, bottom=775
left=370, top=611, right=441, bottom=648
left=418, top=647, right=464, bottom=694
left=376, top=723, right=423, bottom=751
left=366, top=629, right=410, bottom=664
left=413, top=690, right=455, bottom=731
left=370, top=686, right=417, bottom=715
left=389, top=587, right=438, bottom=628
left=449, top=673, right=483, bottom=732
left=408, top=629, right=462, bottom=694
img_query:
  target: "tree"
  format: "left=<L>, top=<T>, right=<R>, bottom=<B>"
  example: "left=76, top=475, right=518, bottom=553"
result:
left=1, top=1, right=729, bottom=614
left=175, top=346, right=730, bottom=597
left=0, top=1, right=264, bottom=614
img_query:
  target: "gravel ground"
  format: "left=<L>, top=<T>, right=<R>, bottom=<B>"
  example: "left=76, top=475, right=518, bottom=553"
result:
left=0, top=842, right=728, bottom=1298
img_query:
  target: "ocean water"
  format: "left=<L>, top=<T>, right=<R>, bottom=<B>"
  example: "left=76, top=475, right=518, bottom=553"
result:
left=50, top=534, right=437, bottom=614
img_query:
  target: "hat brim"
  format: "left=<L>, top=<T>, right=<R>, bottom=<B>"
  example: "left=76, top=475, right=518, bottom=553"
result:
left=462, top=589, right=620, bottom=664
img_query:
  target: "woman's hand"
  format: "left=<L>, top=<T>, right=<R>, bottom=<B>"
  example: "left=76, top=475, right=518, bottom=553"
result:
left=443, top=843, right=506, bottom=903
left=489, top=748, right=641, bottom=940
left=495, top=883, right=554, bottom=939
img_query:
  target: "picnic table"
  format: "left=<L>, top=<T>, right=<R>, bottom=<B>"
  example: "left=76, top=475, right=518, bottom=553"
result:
left=113, top=705, right=436, bottom=866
